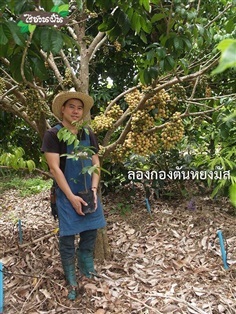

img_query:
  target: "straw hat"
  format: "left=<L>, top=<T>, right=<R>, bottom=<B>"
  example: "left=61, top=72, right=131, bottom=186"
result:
left=52, top=90, right=94, bottom=120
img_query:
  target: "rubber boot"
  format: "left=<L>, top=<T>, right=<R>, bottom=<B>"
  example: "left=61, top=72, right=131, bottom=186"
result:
left=77, top=250, right=97, bottom=278
left=61, top=258, right=77, bottom=300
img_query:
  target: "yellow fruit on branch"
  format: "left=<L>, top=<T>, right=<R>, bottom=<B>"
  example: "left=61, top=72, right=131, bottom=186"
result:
left=160, top=112, right=184, bottom=150
left=0, top=78, right=6, bottom=93
left=91, top=114, right=114, bottom=132
left=106, top=104, right=123, bottom=120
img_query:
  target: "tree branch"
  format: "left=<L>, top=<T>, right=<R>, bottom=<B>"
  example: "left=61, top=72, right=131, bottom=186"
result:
left=190, top=76, right=200, bottom=99
left=102, top=86, right=142, bottom=146
left=206, top=3, right=232, bottom=28
left=104, top=85, right=140, bottom=114
left=103, top=119, right=132, bottom=158
left=102, top=107, right=131, bottom=147
left=146, top=104, right=225, bottom=135
left=40, top=51, right=65, bottom=86
left=196, top=0, right=201, bottom=13
left=191, top=94, right=236, bottom=101
left=0, top=60, right=21, bottom=87
left=67, top=26, right=78, bottom=41
left=3, top=81, right=26, bottom=107
left=101, top=56, right=221, bottom=151
left=73, top=19, right=90, bottom=92
left=88, top=32, right=107, bottom=61
left=0, top=166, right=52, bottom=179
left=155, top=57, right=219, bottom=93
left=0, top=97, right=38, bottom=132
left=166, top=0, right=174, bottom=36
left=1, top=85, right=18, bottom=99
left=21, top=31, right=45, bottom=97
left=60, top=50, right=79, bottom=90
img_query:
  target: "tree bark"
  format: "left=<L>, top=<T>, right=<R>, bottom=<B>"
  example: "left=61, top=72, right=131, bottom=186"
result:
left=73, top=14, right=112, bottom=261
left=94, top=228, right=112, bottom=262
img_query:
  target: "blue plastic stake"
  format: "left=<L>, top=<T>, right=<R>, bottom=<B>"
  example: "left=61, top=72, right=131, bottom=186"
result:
left=145, top=198, right=151, bottom=214
left=18, top=219, right=23, bottom=244
left=0, top=262, right=3, bottom=314
left=217, top=230, right=229, bottom=270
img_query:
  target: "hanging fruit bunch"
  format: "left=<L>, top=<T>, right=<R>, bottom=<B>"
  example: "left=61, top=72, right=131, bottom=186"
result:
left=160, top=112, right=184, bottom=150
left=23, top=88, right=49, bottom=121
left=91, top=104, right=123, bottom=132
left=94, top=84, right=186, bottom=161
left=63, top=69, right=74, bottom=89
left=0, top=77, right=6, bottom=94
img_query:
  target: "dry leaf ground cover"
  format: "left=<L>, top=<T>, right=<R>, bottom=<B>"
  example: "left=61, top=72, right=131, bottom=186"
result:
left=1, top=183, right=236, bottom=314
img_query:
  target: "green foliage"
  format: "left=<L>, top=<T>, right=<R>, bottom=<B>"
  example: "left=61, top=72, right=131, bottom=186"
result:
left=229, top=184, right=236, bottom=207
left=211, top=35, right=236, bottom=206
left=57, top=126, right=110, bottom=177
left=51, top=4, right=69, bottom=15
left=1, top=0, right=235, bottom=86
left=135, top=0, right=235, bottom=83
left=57, top=126, right=96, bottom=159
left=0, top=1, right=75, bottom=81
left=0, top=174, right=52, bottom=196
left=57, top=126, right=79, bottom=147
left=0, top=147, right=36, bottom=171
left=0, top=113, right=42, bottom=166
left=187, top=103, right=236, bottom=199
left=113, top=201, right=132, bottom=216
left=0, top=0, right=236, bottom=207
left=192, top=154, right=236, bottom=198
left=100, top=161, right=128, bottom=194
left=101, top=148, right=189, bottom=196
left=212, top=39, right=236, bottom=74
left=0, top=20, right=25, bottom=48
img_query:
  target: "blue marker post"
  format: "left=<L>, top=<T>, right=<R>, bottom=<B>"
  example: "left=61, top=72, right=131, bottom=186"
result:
left=217, top=230, right=229, bottom=270
left=18, top=219, right=23, bottom=245
left=145, top=198, right=152, bottom=214
left=0, top=262, right=3, bottom=314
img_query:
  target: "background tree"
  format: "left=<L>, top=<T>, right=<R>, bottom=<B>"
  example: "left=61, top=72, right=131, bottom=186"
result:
left=0, top=1, right=235, bottom=226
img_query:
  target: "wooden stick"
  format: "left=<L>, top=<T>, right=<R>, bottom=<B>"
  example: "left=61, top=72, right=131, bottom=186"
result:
left=4, top=231, right=57, bottom=254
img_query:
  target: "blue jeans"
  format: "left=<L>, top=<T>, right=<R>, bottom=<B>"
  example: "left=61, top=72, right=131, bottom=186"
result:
left=59, top=229, right=97, bottom=261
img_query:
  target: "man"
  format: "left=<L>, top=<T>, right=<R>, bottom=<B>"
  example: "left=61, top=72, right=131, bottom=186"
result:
left=41, top=90, right=106, bottom=300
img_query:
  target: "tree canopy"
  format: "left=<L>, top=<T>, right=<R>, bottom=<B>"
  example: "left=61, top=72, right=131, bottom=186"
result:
left=0, top=0, right=235, bottom=199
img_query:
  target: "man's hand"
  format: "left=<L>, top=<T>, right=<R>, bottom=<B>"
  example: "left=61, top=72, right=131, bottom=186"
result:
left=68, top=194, right=87, bottom=216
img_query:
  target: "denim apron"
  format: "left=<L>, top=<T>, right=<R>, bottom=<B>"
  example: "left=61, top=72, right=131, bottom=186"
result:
left=56, top=129, right=106, bottom=237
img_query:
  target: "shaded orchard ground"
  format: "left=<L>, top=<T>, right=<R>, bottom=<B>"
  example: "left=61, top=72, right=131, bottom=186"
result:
left=1, top=183, right=236, bottom=314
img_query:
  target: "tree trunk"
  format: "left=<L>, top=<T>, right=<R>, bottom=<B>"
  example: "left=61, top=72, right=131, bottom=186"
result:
left=94, top=185, right=111, bottom=261
left=74, top=16, right=111, bottom=262
left=94, top=227, right=112, bottom=262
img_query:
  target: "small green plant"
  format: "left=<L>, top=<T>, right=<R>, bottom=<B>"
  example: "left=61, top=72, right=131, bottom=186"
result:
left=0, top=175, right=52, bottom=196
left=113, top=201, right=132, bottom=216
left=19, top=177, right=53, bottom=196
left=57, top=124, right=110, bottom=176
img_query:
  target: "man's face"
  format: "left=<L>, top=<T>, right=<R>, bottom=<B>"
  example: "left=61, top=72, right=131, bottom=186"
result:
left=61, top=98, right=84, bottom=123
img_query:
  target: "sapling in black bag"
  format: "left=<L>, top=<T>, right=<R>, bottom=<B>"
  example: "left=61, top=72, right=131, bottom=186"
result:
left=77, top=153, right=97, bottom=214
left=77, top=189, right=96, bottom=214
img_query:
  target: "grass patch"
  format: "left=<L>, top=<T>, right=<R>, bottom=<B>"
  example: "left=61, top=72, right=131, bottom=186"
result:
left=0, top=175, right=53, bottom=196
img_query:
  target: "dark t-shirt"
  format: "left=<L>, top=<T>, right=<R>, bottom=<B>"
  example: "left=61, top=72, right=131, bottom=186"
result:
left=41, top=123, right=99, bottom=172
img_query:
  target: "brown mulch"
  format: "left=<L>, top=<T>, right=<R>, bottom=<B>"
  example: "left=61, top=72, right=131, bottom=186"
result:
left=0, top=184, right=236, bottom=314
